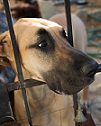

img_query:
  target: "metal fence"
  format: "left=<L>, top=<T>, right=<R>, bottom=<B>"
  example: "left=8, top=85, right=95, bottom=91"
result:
left=16, top=102, right=101, bottom=126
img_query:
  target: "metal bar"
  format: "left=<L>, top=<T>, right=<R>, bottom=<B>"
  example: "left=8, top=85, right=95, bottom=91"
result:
left=64, top=0, right=73, bottom=46
left=64, top=0, right=78, bottom=125
left=3, top=0, right=32, bottom=125
left=0, top=84, right=12, bottom=118
left=5, top=79, right=46, bottom=92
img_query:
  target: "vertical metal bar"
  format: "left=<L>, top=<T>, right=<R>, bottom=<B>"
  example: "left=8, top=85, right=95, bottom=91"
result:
left=64, top=0, right=78, bottom=125
left=64, top=0, right=73, bottom=46
left=3, top=0, right=32, bottom=126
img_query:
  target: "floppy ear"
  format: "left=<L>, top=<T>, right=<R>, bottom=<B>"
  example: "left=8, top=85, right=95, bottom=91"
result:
left=0, top=31, right=14, bottom=68
left=0, top=56, right=11, bottom=73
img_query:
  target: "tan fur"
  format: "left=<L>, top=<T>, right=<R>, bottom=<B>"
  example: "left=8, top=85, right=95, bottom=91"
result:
left=0, top=14, right=96, bottom=126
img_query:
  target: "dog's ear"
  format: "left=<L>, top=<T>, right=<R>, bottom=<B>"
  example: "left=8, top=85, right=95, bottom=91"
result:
left=0, top=31, right=14, bottom=66
left=0, top=56, right=10, bottom=65
left=0, top=57, right=10, bottom=73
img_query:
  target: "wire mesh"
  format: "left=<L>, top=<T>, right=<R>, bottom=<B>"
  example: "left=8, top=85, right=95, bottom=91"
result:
left=16, top=101, right=101, bottom=126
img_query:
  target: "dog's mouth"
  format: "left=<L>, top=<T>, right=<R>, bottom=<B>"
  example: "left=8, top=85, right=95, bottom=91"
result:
left=46, top=73, right=95, bottom=95
left=43, top=62, right=100, bottom=95
left=54, top=79, right=94, bottom=95
left=54, top=64, right=101, bottom=95
left=52, top=67, right=99, bottom=95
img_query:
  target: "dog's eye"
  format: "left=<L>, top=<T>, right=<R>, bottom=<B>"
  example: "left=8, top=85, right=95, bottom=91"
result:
left=62, top=29, right=69, bottom=41
left=63, top=29, right=67, bottom=38
left=38, top=41, right=47, bottom=48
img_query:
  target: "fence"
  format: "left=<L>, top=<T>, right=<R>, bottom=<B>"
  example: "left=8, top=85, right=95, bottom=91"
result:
left=15, top=100, right=101, bottom=126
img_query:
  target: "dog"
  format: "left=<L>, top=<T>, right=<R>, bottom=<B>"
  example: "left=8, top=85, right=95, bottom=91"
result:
left=0, top=14, right=98, bottom=126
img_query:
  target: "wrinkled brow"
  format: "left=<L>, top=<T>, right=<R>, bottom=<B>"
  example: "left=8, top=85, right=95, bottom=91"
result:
left=36, top=28, right=51, bottom=36
left=36, top=28, right=67, bottom=39
left=28, top=28, right=52, bottom=43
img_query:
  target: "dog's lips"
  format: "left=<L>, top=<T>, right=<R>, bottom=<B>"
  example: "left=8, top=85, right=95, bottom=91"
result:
left=54, top=88, right=81, bottom=95
left=53, top=74, right=95, bottom=95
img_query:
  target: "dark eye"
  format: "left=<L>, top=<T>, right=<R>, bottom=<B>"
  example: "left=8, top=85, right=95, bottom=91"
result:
left=63, top=29, right=67, bottom=38
left=38, top=41, right=47, bottom=48
left=62, top=29, right=68, bottom=41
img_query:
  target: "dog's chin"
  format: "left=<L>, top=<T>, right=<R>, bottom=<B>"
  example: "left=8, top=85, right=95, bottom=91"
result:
left=53, top=75, right=95, bottom=95
left=54, top=89, right=82, bottom=95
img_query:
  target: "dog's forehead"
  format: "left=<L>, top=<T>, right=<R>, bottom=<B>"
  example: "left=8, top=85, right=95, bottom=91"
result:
left=14, top=18, right=64, bottom=42
left=16, top=18, right=62, bottom=28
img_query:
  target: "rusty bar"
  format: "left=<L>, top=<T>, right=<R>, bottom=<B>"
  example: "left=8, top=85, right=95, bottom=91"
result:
left=5, top=79, right=46, bottom=92
left=64, top=0, right=73, bottom=46
left=64, top=0, right=78, bottom=125
left=3, top=0, right=32, bottom=125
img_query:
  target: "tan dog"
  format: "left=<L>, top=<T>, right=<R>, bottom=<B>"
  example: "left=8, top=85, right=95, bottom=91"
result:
left=0, top=15, right=98, bottom=126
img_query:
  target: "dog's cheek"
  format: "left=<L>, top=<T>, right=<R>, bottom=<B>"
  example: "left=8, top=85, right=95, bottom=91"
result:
left=4, top=44, right=14, bottom=61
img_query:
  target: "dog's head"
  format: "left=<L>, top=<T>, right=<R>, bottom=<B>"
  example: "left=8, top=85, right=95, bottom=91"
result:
left=0, top=18, right=98, bottom=95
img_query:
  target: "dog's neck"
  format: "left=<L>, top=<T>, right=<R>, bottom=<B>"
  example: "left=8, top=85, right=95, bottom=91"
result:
left=27, top=85, right=56, bottom=113
left=10, top=60, right=32, bottom=80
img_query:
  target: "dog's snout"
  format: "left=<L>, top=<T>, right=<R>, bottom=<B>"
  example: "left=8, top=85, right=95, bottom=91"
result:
left=81, top=60, right=98, bottom=77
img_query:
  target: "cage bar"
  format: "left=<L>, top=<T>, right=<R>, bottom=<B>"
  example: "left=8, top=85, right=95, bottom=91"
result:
left=64, top=0, right=79, bottom=125
left=3, top=0, right=32, bottom=125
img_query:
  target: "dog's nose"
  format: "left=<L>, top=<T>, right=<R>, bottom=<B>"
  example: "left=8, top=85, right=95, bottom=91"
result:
left=81, top=60, right=98, bottom=77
